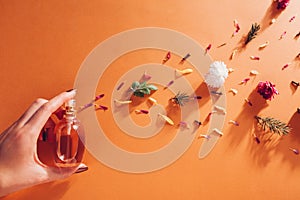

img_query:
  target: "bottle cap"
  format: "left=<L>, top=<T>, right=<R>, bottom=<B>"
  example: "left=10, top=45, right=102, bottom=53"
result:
left=65, top=99, right=76, bottom=114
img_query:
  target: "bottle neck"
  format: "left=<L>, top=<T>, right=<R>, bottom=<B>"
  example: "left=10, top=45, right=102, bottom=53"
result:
left=64, top=112, right=75, bottom=122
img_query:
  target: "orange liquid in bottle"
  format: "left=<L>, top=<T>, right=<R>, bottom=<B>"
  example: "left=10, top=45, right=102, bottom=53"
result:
left=37, top=99, right=85, bottom=168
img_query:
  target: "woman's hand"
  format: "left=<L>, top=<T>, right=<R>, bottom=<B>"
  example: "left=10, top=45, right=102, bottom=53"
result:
left=0, top=90, right=87, bottom=197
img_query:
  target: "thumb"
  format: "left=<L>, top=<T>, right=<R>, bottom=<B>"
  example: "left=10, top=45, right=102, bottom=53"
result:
left=46, top=163, right=88, bottom=181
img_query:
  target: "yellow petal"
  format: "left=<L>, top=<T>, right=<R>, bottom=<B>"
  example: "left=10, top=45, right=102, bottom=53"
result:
left=259, top=41, right=269, bottom=49
left=250, top=70, right=259, bottom=75
left=114, top=99, right=132, bottom=104
left=228, top=68, right=235, bottom=73
left=230, top=49, right=238, bottom=60
left=214, top=105, right=226, bottom=114
left=158, top=113, right=174, bottom=125
left=229, top=88, right=238, bottom=95
left=213, top=128, right=223, bottom=136
left=148, top=97, right=157, bottom=104
left=176, top=68, right=193, bottom=75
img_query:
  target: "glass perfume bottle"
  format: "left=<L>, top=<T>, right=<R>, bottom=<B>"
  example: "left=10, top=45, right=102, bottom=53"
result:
left=54, top=99, right=84, bottom=167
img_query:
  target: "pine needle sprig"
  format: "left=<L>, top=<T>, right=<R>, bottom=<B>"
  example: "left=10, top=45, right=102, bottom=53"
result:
left=245, top=23, right=260, bottom=45
left=171, top=92, right=190, bottom=106
left=255, top=116, right=291, bottom=135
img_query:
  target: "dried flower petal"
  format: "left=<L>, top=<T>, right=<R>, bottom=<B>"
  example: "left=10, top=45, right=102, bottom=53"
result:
left=257, top=81, right=279, bottom=100
left=289, top=15, right=296, bottom=22
left=205, top=112, right=215, bottom=122
left=214, top=105, right=226, bottom=114
left=205, top=44, right=212, bottom=53
left=193, top=95, right=202, bottom=99
left=229, top=120, right=239, bottom=126
left=253, top=133, right=260, bottom=144
left=198, top=134, right=211, bottom=140
left=239, top=78, right=250, bottom=84
left=229, top=88, right=238, bottom=95
left=259, top=41, right=269, bottom=49
left=213, top=128, right=223, bottom=136
left=289, top=148, right=299, bottom=155
left=180, top=53, right=191, bottom=63
left=291, top=81, right=300, bottom=87
left=295, top=32, right=300, bottom=39
left=158, top=113, right=174, bottom=125
left=94, top=94, right=105, bottom=101
left=94, top=104, right=108, bottom=111
left=245, top=98, right=253, bottom=106
left=230, top=49, right=238, bottom=60
left=165, top=80, right=174, bottom=88
left=282, top=63, right=290, bottom=70
left=279, top=31, right=287, bottom=40
left=143, top=71, right=152, bottom=80
left=79, top=102, right=93, bottom=110
left=250, top=56, right=260, bottom=60
left=217, top=43, right=226, bottom=48
left=211, top=91, right=223, bottom=95
left=179, top=121, right=190, bottom=129
left=175, top=68, right=193, bottom=75
left=232, top=19, right=241, bottom=36
left=148, top=97, right=157, bottom=104
left=114, top=99, right=132, bottom=105
left=228, top=68, right=235, bottom=73
left=117, top=82, right=125, bottom=90
left=194, top=120, right=202, bottom=127
left=163, top=51, right=171, bottom=63
left=270, top=18, right=276, bottom=24
left=135, top=109, right=149, bottom=114
left=250, top=70, right=259, bottom=75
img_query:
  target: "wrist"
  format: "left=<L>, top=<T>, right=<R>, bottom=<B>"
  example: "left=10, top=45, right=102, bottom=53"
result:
left=0, top=166, right=27, bottom=197
left=0, top=167, right=12, bottom=197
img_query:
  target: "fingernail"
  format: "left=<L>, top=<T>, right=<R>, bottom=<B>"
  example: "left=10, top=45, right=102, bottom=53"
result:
left=66, top=88, right=76, bottom=92
left=75, top=164, right=88, bottom=174
left=66, top=89, right=77, bottom=96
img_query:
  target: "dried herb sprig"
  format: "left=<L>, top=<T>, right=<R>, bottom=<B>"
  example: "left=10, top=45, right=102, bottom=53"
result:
left=245, top=23, right=260, bottom=45
left=255, top=116, right=291, bottom=135
left=170, top=92, right=190, bottom=106
left=131, top=81, right=158, bottom=97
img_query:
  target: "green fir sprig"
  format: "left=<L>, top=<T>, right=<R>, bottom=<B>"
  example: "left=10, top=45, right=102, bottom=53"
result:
left=255, top=116, right=291, bottom=135
left=170, top=92, right=190, bottom=106
left=130, top=81, right=158, bottom=97
left=245, top=23, right=260, bottom=45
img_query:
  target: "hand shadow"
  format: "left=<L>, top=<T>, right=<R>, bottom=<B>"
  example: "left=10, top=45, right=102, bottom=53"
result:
left=274, top=112, right=300, bottom=171
left=1, top=181, right=72, bottom=200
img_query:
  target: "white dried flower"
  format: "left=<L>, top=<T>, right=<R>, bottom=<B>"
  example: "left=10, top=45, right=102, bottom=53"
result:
left=205, top=61, right=228, bottom=88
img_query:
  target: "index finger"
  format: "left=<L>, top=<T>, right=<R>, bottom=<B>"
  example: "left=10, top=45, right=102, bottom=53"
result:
left=25, top=89, right=77, bottom=135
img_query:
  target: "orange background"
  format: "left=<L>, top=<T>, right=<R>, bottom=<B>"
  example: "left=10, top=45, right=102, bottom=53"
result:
left=1, top=0, right=300, bottom=199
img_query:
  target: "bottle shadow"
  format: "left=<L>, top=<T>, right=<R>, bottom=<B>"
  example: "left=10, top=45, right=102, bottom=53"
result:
left=230, top=1, right=283, bottom=58
left=259, top=0, right=282, bottom=32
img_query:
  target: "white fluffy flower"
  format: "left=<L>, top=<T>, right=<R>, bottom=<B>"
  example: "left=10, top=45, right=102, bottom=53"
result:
left=204, top=61, right=228, bottom=88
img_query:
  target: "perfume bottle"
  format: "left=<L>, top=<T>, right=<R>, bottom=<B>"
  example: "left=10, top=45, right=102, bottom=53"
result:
left=54, top=99, right=84, bottom=167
